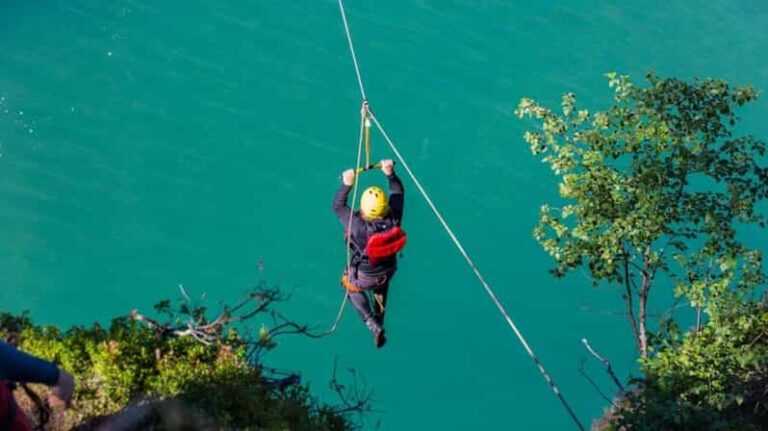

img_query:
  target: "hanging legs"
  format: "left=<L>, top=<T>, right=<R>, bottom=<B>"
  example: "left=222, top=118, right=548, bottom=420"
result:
left=346, top=289, right=386, bottom=348
left=342, top=273, right=390, bottom=348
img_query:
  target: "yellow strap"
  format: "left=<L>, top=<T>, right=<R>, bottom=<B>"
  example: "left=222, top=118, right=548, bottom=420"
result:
left=356, top=161, right=381, bottom=174
left=364, top=117, right=371, bottom=166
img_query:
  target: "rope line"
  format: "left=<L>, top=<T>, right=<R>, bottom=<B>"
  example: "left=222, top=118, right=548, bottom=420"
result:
left=306, top=112, right=367, bottom=338
left=345, top=110, right=367, bottom=286
left=336, top=2, right=585, bottom=429
left=337, top=0, right=367, bottom=101
left=310, top=289, right=346, bottom=338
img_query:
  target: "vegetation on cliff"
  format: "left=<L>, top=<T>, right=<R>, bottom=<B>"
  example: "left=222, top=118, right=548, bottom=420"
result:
left=2, top=282, right=370, bottom=430
left=518, top=72, right=768, bottom=429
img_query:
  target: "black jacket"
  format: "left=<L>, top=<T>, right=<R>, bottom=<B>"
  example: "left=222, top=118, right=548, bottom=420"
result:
left=333, top=173, right=404, bottom=276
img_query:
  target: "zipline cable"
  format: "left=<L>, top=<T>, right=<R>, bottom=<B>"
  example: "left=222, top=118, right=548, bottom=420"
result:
left=336, top=1, right=585, bottom=429
left=337, top=0, right=367, bottom=101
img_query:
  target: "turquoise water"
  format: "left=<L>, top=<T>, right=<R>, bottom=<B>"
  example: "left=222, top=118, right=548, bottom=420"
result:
left=2, top=1, right=768, bottom=429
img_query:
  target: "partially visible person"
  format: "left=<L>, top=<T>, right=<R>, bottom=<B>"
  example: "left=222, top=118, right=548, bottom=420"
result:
left=0, top=341, right=75, bottom=430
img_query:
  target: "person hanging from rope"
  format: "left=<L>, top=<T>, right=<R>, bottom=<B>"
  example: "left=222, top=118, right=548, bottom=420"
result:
left=333, top=156, right=406, bottom=349
left=0, top=341, right=75, bottom=430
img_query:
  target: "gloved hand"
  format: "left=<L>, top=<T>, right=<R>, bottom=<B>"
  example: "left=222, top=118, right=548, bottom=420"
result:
left=342, top=169, right=356, bottom=186
left=380, top=159, right=394, bottom=176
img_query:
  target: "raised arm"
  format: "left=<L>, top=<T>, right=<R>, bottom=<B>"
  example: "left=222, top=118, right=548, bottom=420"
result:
left=0, top=341, right=59, bottom=385
left=0, top=341, right=75, bottom=407
left=332, top=168, right=356, bottom=226
left=381, top=160, right=404, bottom=223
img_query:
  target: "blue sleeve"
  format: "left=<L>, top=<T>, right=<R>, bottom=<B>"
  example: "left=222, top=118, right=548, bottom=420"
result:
left=0, top=341, right=60, bottom=385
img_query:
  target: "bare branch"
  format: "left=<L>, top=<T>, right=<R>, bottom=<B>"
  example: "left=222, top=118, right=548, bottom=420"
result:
left=327, top=356, right=376, bottom=423
left=578, top=359, right=617, bottom=408
left=178, top=284, right=192, bottom=303
left=582, top=338, right=624, bottom=392
left=131, top=283, right=304, bottom=346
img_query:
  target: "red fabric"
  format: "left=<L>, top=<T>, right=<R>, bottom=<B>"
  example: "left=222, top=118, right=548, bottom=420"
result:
left=365, top=226, right=407, bottom=260
left=0, top=382, right=33, bottom=431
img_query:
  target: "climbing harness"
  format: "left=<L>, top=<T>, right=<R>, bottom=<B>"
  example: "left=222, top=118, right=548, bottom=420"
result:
left=340, top=275, right=364, bottom=293
left=333, top=1, right=586, bottom=430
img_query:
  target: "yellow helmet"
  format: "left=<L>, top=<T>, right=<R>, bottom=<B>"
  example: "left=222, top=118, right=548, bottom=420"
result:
left=360, top=186, right=389, bottom=220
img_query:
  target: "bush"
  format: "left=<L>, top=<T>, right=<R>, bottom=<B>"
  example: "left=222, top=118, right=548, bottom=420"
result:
left=1, top=294, right=359, bottom=430
left=606, top=302, right=768, bottom=431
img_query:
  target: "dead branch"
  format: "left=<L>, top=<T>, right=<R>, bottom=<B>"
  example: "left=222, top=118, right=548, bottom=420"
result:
left=328, top=356, right=376, bottom=424
left=578, top=359, right=617, bottom=408
left=581, top=338, right=624, bottom=392
left=130, top=282, right=300, bottom=349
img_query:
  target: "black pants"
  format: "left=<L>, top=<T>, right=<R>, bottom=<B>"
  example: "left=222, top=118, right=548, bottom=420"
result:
left=343, top=270, right=392, bottom=334
left=348, top=284, right=389, bottom=334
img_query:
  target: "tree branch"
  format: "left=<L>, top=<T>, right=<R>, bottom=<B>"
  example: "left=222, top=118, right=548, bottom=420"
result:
left=582, top=338, right=625, bottom=392
left=327, top=356, right=376, bottom=427
left=623, top=251, right=642, bottom=352
left=638, top=244, right=652, bottom=358
left=578, top=359, right=618, bottom=408
left=131, top=283, right=328, bottom=360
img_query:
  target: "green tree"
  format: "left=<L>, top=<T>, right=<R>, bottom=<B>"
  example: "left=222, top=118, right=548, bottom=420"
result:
left=516, top=72, right=768, bottom=359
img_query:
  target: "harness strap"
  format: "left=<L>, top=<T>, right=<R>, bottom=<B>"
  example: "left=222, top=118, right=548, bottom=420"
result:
left=341, top=275, right=364, bottom=293
left=344, top=218, right=375, bottom=275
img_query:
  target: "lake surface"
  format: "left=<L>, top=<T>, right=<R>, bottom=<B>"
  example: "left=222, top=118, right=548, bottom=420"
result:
left=2, top=1, right=767, bottom=429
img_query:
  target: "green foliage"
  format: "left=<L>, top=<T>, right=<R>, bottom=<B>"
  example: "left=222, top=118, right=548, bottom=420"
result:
left=612, top=302, right=768, bottom=430
left=519, top=73, right=768, bottom=429
left=518, top=72, right=768, bottom=360
left=1, top=308, right=353, bottom=430
left=517, top=72, right=766, bottom=285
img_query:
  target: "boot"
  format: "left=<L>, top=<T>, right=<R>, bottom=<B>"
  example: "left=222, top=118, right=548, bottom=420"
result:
left=373, top=327, right=387, bottom=349
left=364, top=317, right=386, bottom=348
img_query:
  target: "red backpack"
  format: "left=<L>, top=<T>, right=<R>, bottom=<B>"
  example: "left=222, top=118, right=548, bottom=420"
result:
left=346, top=217, right=407, bottom=265
left=365, top=225, right=407, bottom=263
